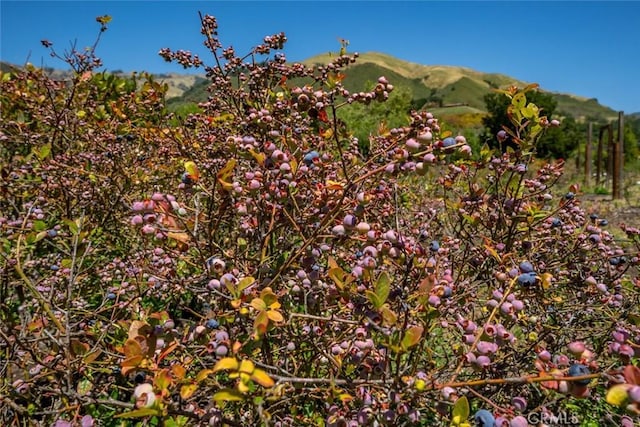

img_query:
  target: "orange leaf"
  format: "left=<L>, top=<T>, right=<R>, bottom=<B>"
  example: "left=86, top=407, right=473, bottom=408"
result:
left=123, top=338, right=143, bottom=358
left=267, top=310, right=284, bottom=323
left=157, top=341, right=179, bottom=364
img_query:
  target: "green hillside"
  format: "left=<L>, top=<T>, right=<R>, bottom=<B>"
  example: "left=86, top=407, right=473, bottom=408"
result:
left=161, top=52, right=619, bottom=122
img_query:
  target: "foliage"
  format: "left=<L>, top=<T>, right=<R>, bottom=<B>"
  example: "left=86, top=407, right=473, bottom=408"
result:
left=1, top=14, right=639, bottom=427
left=482, top=89, right=586, bottom=159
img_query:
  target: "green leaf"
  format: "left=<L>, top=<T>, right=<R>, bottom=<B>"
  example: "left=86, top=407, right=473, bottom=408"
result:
left=213, top=388, right=245, bottom=402
left=33, top=220, right=47, bottom=231
left=512, top=92, right=527, bottom=109
left=401, top=325, right=424, bottom=351
left=365, top=290, right=381, bottom=310
left=114, top=408, right=161, bottom=418
left=375, top=272, right=390, bottom=305
left=451, top=395, right=470, bottom=425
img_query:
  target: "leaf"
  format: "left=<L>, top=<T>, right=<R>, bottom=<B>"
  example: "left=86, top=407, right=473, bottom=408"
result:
left=213, top=388, right=245, bottom=402
left=114, top=408, right=161, bottom=419
left=251, top=368, right=275, bottom=388
left=236, top=276, right=255, bottom=293
left=172, top=364, right=186, bottom=381
left=196, top=369, right=214, bottom=383
left=180, top=383, right=198, bottom=400
left=216, top=159, right=236, bottom=191
left=184, top=161, right=200, bottom=181
left=123, top=338, right=143, bottom=358
left=512, top=92, right=527, bottom=109
left=375, top=272, right=390, bottom=305
left=70, top=339, right=90, bottom=356
left=380, top=305, right=397, bottom=326
left=157, top=341, right=179, bottom=363
left=366, top=290, right=381, bottom=310
left=401, top=325, right=424, bottom=351
left=96, top=15, right=112, bottom=25
left=83, top=349, right=101, bottom=365
left=120, top=355, right=144, bottom=375
left=238, top=359, right=255, bottom=375
left=254, top=310, right=269, bottom=335
left=154, top=369, right=173, bottom=390
left=251, top=298, right=267, bottom=311
left=167, top=232, right=190, bottom=243
left=248, top=148, right=265, bottom=167
left=213, top=357, right=239, bottom=373
left=328, top=267, right=346, bottom=290
left=605, top=384, right=631, bottom=407
left=267, top=310, right=284, bottom=323
left=451, top=395, right=470, bottom=424
left=623, top=365, right=640, bottom=385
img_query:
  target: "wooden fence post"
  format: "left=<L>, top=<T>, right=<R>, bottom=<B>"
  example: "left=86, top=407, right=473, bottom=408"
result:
left=585, top=122, right=592, bottom=186
left=613, top=112, right=624, bottom=200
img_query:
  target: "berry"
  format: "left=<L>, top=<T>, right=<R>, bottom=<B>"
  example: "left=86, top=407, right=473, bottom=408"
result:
left=509, top=416, right=528, bottom=427
left=134, top=371, right=146, bottom=384
left=518, top=261, right=534, bottom=273
left=206, top=319, right=219, bottom=329
left=429, top=240, right=440, bottom=252
left=47, top=229, right=58, bottom=237
left=474, top=409, right=495, bottom=426
left=551, top=217, right=562, bottom=227
left=106, top=292, right=116, bottom=300
left=564, top=192, right=575, bottom=200
left=567, top=363, right=590, bottom=386
left=442, top=137, right=456, bottom=149
left=303, top=150, right=320, bottom=166
left=517, top=272, right=537, bottom=286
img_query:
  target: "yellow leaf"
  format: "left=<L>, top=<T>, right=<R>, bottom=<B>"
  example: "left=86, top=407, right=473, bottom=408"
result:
left=213, top=357, right=239, bottom=373
left=238, top=359, right=255, bottom=375
left=251, top=298, right=267, bottom=311
left=196, top=369, right=214, bottom=383
left=605, top=384, right=631, bottom=407
left=325, top=180, right=344, bottom=190
left=172, top=364, right=186, bottom=381
left=154, top=368, right=173, bottom=390
left=541, top=272, right=553, bottom=289
left=216, top=159, right=236, bottom=191
left=213, top=388, right=245, bottom=402
left=180, top=383, right=198, bottom=400
left=167, top=232, right=190, bottom=243
left=248, top=148, right=265, bottom=167
left=251, top=368, right=275, bottom=388
left=267, top=310, right=284, bottom=323
left=184, top=161, right=200, bottom=180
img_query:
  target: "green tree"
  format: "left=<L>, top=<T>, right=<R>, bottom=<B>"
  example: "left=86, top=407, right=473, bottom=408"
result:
left=338, top=83, right=413, bottom=156
left=482, top=90, right=581, bottom=158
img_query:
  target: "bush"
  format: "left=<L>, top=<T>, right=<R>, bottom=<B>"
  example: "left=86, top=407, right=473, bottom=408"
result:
left=1, top=14, right=639, bottom=427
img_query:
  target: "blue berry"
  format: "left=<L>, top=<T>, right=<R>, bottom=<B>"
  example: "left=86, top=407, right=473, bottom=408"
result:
left=303, top=150, right=320, bottom=166
left=599, top=219, right=608, bottom=226
left=519, top=261, right=534, bottom=273
left=429, top=240, right=440, bottom=252
left=106, top=293, right=116, bottom=300
left=517, top=272, right=537, bottom=287
left=206, top=319, right=220, bottom=329
left=442, top=137, right=456, bottom=148
left=47, top=229, right=58, bottom=238
left=551, top=218, right=562, bottom=228
left=568, top=363, right=591, bottom=386
left=474, top=409, right=495, bottom=426
left=564, top=192, right=575, bottom=200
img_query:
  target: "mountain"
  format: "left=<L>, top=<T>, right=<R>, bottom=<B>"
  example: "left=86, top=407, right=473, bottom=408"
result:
left=2, top=54, right=623, bottom=121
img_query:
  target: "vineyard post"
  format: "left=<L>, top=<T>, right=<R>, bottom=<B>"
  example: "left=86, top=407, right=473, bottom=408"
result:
left=613, top=111, right=624, bottom=200
left=584, top=122, right=592, bottom=186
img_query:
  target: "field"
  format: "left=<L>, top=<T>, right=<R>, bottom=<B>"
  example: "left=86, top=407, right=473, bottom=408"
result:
left=1, top=16, right=639, bottom=427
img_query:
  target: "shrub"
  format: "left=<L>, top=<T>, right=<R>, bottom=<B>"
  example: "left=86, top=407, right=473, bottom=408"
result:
left=1, top=13, right=639, bottom=427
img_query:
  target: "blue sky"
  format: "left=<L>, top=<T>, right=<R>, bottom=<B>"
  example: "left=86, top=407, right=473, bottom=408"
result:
left=2, top=1, right=639, bottom=113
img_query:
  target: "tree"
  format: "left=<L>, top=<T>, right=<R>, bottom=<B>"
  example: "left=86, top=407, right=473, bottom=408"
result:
left=482, top=90, right=581, bottom=158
